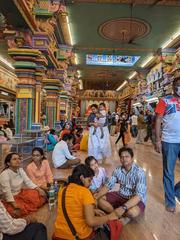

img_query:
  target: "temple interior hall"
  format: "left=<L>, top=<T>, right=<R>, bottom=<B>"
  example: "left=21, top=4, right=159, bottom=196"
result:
left=0, top=1, right=180, bottom=240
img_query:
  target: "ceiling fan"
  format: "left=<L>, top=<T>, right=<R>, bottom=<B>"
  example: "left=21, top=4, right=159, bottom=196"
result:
left=123, top=1, right=140, bottom=46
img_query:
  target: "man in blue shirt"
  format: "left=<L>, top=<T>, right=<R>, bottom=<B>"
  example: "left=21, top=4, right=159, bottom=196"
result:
left=95, top=147, right=147, bottom=219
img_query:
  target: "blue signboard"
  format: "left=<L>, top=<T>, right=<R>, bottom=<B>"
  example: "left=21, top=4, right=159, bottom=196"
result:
left=86, top=54, right=140, bottom=67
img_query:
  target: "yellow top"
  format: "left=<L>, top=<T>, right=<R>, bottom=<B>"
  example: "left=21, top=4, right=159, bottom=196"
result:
left=54, top=183, right=95, bottom=240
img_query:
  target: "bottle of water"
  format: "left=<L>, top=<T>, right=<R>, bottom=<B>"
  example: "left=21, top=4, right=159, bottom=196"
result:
left=54, top=180, right=59, bottom=202
left=48, top=183, right=55, bottom=210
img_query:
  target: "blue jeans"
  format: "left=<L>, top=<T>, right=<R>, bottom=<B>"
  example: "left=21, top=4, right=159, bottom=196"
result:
left=175, top=181, right=180, bottom=199
left=131, top=125, right=138, bottom=138
left=162, top=142, right=180, bottom=208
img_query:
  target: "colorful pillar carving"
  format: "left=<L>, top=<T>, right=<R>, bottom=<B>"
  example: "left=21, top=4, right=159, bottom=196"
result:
left=8, top=47, right=43, bottom=133
left=43, top=78, right=60, bottom=127
left=35, top=54, right=48, bottom=123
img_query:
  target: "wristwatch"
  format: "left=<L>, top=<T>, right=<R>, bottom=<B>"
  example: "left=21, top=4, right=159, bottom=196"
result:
left=121, top=204, right=128, bottom=213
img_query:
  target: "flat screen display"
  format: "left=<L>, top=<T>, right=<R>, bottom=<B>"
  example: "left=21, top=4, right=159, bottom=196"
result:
left=86, top=54, right=140, bottom=67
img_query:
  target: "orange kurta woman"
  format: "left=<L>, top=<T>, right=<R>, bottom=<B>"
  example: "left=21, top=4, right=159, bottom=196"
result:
left=0, top=153, right=46, bottom=217
left=26, top=147, right=53, bottom=190
left=53, top=164, right=119, bottom=240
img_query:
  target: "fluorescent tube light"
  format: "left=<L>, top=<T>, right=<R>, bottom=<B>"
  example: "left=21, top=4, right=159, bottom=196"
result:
left=116, top=80, right=128, bottom=91
left=161, top=30, right=180, bottom=49
left=128, top=72, right=137, bottom=80
left=146, top=97, right=158, bottom=103
left=66, top=15, right=73, bottom=46
left=1, top=91, right=8, bottom=96
left=0, top=55, right=14, bottom=70
left=75, top=53, right=78, bottom=65
left=133, top=102, right=142, bottom=107
left=141, top=56, right=154, bottom=68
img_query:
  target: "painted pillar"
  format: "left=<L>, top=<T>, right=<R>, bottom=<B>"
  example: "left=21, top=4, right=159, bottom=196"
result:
left=43, top=78, right=60, bottom=128
left=8, top=48, right=42, bottom=133
left=34, top=55, right=48, bottom=123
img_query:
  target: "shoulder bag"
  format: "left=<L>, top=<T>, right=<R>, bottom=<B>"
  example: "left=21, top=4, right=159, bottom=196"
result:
left=61, top=187, right=110, bottom=240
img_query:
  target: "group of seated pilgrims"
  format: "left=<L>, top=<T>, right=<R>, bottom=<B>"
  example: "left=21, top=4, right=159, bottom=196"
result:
left=0, top=126, right=146, bottom=240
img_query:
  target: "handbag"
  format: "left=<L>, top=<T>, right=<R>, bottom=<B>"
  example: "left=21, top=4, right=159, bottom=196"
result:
left=61, top=187, right=110, bottom=240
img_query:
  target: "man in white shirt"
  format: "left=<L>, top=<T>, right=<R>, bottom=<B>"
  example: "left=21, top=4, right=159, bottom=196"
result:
left=130, top=113, right=138, bottom=138
left=0, top=200, right=47, bottom=240
left=52, top=134, right=81, bottom=169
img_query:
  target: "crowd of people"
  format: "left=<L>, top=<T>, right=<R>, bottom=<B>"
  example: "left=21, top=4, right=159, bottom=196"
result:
left=0, top=77, right=180, bottom=239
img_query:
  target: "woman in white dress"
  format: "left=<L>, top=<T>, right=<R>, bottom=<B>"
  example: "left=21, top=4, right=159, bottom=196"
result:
left=87, top=103, right=111, bottom=161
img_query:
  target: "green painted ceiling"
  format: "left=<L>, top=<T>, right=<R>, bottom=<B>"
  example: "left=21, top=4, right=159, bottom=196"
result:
left=68, top=3, right=180, bottom=90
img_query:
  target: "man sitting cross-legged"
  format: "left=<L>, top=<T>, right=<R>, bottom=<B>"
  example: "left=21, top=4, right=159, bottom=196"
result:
left=95, top=147, right=147, bottom=221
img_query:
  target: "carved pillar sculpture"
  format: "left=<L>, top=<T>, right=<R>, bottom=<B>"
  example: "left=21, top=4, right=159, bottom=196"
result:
left=8, top=47, right=43, bottom=133
left=43, top=78, right=60, bottom=127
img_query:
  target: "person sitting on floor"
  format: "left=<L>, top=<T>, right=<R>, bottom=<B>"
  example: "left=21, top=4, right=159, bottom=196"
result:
left=52, top=134, right=81, bottom=169
left=85, top=156, right=107, bottom=193
left=95, top=147, right=147, bottom=221
left=3, top=124, right=13, bottom=140
left=47, top=129, right=58, bottom=151
left=59, top=124, right=71, bottom=140
left=26, top=147, right=53, bottom=190
left=0, top=199, right=48, bottom=240
left=0, top=153, right=46, bottom=217
left=72, top=128, right=83, bottom=151
left=0, top=129, right=10, bottom=157
left=53, top=164, right=120, bottom=240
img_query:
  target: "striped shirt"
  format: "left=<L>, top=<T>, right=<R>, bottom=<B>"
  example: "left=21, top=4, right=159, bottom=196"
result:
left=0, top=201, right=27, bottom=240
left=106, top=163, right=147, bottom=205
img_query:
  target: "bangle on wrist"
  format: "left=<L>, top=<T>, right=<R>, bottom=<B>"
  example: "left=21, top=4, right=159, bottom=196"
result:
left=121, top=204, right=128, bottom=213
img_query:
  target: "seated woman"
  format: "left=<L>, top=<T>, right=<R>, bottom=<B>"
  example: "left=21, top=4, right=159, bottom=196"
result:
left=53, top=164, right=120, bottom=240
left=59, top=124, right=70, bottom=140
left=47, top=129, right=58, bottom=151
left=0, top=129, right=11, bottom=157
left=26, top=147, right=53, bottom=190
left=0, top=153, right=46, bottom=217
left=72, top=128, right=83, bottom=151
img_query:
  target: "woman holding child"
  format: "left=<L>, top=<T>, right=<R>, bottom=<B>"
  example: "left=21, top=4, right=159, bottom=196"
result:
left=87, top=103, right=111, bottom=162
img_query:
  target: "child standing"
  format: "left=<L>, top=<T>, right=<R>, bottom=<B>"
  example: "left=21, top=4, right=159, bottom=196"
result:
left=93, top=102, right=107, bottom=138
left=85, top=156, right=107, bottom=192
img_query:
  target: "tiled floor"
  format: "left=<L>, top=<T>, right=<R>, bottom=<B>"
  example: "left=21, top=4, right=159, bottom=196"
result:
left=34, top=136, right=180, bottom=240
left=1, top=136, right=180, bottom=240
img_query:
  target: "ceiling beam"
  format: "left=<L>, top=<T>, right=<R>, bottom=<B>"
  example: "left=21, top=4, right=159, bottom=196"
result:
left=75, top=46, right=155, bottom=52
left=70, top=0, right=180, bottom=6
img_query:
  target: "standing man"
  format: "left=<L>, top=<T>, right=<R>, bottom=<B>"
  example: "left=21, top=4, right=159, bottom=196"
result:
left=136, top=110, right=146, bottom=144
left=155, top=77, right=180, bottom=212
left=130, top=112, right=138, bottom=138
left=144, top=110, right=154, bottom=144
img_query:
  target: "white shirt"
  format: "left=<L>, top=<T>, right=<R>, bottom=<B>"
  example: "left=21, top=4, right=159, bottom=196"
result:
left=52, top=140, right=76, bottom=168
left=90, top=167, right=107, bottom=191
left=0, top=168, right=37, bottom=202
left=0, top=200, right=26, bottom=240
left=4, top=128, right=13, bottom=140
left=131, top=115, right=138, bottom=125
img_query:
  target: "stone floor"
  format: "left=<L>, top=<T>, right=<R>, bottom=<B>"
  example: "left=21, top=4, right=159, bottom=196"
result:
left=34, top=136, right=180, bottom=240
